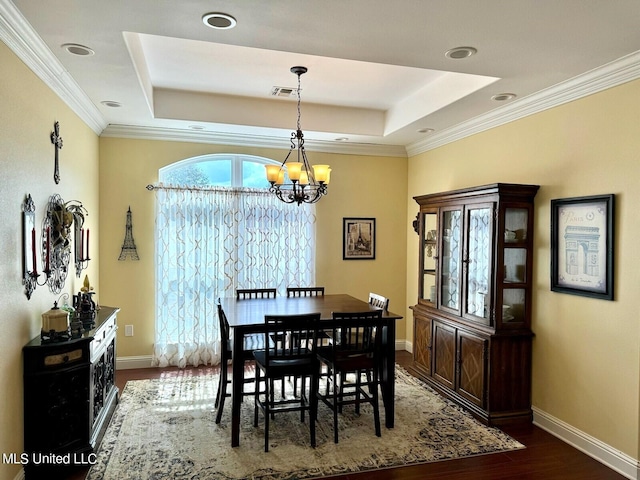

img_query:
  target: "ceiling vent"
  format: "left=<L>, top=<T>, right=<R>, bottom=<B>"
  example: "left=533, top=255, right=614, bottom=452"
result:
left=271, top=86, right=297, bottom=97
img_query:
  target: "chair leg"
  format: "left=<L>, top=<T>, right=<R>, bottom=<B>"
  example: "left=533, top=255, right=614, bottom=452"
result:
left=372, top=371, right=381, bottom=437
left=310, top=374, right=317, bottom=448
left=300, top=375, right=307, bottom=422
left=215, top=361, right=228, bottom=424
left=333, top=371, right=339, bottom=444
left=355, top=371, right=362, bottom=415
left=265, top=375, right=270, bottom=452
left=215, top=361, right=225, bottom=408
left=254, top=368, right=260, bottom=428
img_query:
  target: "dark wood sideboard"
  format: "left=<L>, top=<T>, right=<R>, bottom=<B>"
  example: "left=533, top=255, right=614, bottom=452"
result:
left=23, top=306, right=119, bottom=479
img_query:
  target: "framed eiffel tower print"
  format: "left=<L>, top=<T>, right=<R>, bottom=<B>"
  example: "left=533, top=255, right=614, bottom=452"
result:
left=118, top=206, right=140, bottom=260
left=343, top=217, right=376, bottom=260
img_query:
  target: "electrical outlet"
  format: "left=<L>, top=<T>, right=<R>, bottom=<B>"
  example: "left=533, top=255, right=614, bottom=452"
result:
left=125, top=325, right=134, bottom=337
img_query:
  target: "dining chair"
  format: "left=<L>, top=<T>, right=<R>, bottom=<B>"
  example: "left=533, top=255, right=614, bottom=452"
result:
left=253, top=313, right=321, bottom=452
left=236, top=288, right=277, bottom=300
left=215, top=301, right=265, bottom=424
left=316, top=310, right=384, bottom=443
left=286, top=286, right=325, bottom=297
left=368, top=292, right=389, bottom=310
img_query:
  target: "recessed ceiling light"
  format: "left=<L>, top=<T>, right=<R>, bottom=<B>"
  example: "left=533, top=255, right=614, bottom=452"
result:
left=491, top=93, right=517, bottom=102
left=100, top=100, right=122, bottom=108
left=445, top=46, right=477, bottom=60
left=61, top=43, right=94, bottom=56
left=202, top=12, right=237, bottom=30
left=335, top=137, right=349, bottom=142
left=417, top=128, right=435, bottom=134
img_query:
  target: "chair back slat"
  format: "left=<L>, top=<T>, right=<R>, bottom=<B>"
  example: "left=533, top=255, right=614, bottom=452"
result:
left=368, top=292, right=389, bottom=310
left=263, top=313, right=321, bottom=364
left=236, top=288, right=277, bottom=300
left=286, top=287, right=325, bottom=297
left=331, top=310, right=383, bottom=353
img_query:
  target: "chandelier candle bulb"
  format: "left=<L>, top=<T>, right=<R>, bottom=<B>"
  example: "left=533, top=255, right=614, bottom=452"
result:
left=287, top=162, right=303, bottom=181
left=312, top=164, right=330, bottom=183
left=265, top=164, right=281, bottom=183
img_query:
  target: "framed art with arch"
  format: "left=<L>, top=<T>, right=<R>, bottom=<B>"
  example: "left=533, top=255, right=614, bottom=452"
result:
left=551, top=194, right=614, bottom=300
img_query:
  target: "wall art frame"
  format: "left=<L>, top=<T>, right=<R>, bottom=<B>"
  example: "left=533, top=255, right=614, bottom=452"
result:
left=343, top=217, right=376, bottom=260
left=550, top=194, right=614, bottom=300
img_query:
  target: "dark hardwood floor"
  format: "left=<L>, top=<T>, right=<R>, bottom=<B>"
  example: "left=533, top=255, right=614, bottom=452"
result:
left=66, top=351, right=626, bottom=480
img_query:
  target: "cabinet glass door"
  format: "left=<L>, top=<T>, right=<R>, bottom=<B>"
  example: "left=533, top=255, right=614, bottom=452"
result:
left=421, top=212, right=438, bottom=304
left=441, top=209, right=461, bottom=311
left=501, top=207, right=530, bottom=326
left=465, top=206, right=492, bottom=321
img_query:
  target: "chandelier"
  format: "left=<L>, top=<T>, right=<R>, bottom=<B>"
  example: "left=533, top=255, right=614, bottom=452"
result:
left=265, top=66, right=331, bottom=205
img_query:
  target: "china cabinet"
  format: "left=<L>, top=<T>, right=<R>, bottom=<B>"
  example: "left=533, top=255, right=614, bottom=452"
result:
left=23, top=307, right=119, bottom=479
left=411, top=184, right=538, bottom=425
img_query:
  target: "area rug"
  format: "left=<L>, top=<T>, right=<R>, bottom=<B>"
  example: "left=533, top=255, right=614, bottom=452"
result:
left=87, top=366, right=523, bottom=480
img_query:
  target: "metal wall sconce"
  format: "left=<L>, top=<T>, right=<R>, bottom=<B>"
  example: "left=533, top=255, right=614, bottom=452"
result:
left=74, top=209, right=90, bottom=277
left=22, top=194, right=38, bottom=299
left=22, top=193, right=89, bottom=299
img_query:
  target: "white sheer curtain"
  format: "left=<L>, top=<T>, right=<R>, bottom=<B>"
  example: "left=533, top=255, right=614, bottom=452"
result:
left=152, top=185, right=316, bottom=368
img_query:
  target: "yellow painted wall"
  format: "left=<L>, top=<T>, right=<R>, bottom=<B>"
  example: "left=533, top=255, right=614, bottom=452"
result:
left=406, top=79, right=640, bottom=458
left=0, top=43, right=100, bottom=480
left=98, top=138, right=408, bottom=358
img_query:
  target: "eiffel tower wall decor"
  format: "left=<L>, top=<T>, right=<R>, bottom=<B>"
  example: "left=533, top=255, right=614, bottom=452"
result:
left=118, top=206, right=140, bottom=260
left=342, top=217, right=376, bottom=260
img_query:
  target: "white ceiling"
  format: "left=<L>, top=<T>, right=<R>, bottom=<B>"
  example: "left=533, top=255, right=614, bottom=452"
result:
left=3, top=0, right=640, bottom=156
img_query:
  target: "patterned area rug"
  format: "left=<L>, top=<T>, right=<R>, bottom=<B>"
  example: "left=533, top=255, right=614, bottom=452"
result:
left=87, top=366, right=523, bottom=479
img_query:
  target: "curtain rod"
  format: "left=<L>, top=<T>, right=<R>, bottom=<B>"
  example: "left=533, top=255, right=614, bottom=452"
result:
left=146, top=183, right=272, bottom=195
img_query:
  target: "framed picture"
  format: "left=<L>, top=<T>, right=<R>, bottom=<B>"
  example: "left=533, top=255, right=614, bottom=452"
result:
left=343, top=218, right=376, bottom=260
left=551, top=194, right=614, bottom=300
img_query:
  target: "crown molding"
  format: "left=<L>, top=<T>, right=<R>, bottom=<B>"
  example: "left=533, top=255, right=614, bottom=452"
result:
left=0, top=0, right=107, bottom=134
left=3, top=0, right=639, bottom=158
left=406, top=50, right=640, bottom=157
left=101, top=124, right=408, bottom=157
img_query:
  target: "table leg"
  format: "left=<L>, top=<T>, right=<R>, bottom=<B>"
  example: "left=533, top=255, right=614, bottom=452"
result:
left=380, top=321, right=396, bottom=428
left=231, top=332, right=244, bottom=447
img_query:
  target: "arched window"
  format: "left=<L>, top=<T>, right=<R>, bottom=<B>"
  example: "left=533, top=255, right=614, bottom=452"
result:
left=153, top=154, right=316, bottom=368
left=159, top=153, right=280, bottom=188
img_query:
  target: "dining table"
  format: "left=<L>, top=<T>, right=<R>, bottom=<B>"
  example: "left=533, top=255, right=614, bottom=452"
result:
left=219, top=293, right=403, bottom=447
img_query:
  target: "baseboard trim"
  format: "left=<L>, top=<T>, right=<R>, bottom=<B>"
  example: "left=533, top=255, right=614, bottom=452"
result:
left=533, top=406, right=639, bottom=480
left=116, top=355, right=153, bottom=370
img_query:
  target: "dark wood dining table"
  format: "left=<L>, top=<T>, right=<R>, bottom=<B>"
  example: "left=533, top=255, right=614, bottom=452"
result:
left=219, top=293, right=403, bottom=447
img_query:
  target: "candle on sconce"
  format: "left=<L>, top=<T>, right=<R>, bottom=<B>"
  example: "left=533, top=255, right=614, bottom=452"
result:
left=80, top=228, right=85, bottom=261
left=86, top=229, right=90, bottom=260
left=31, top=227, right=38, bottom=275
left=45, top=227, right=50, bottom=272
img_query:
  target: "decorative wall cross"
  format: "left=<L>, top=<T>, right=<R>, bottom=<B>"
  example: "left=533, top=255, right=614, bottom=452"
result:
left=50, top=121, right=63, bottom=184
